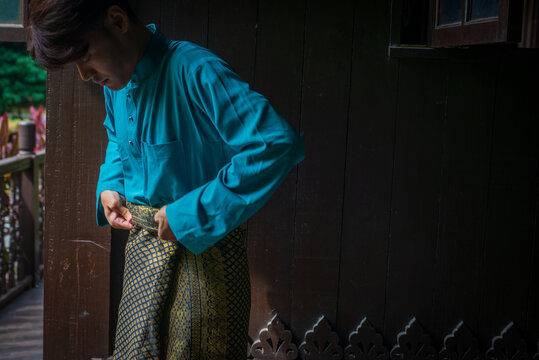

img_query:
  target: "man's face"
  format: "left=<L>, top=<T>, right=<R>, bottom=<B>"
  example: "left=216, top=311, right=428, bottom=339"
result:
left=74, top=28, right=135, bottom=91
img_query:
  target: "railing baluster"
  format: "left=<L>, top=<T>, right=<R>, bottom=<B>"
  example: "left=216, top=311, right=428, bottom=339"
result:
left=13, top=172, right=23, bottom=282
left=0, top=175, right=5, bottom=295
left=38, top=162, right=44, bottom=280
left=8, top=172, right=21, bottom=286
left=34, top=157, right=45, bottom=282
left=7, top=175, right=16, bottom=289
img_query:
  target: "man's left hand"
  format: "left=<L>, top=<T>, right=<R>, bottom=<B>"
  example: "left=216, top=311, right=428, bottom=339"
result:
left=154, top=205, right=177, bottom=241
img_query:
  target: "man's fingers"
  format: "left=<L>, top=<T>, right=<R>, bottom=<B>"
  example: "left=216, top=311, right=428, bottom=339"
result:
left=112, top=216, right=133, bottom=230
left=118, top=206, right=132, bottom=222
left=101, top=191, right=133, bottom=229
left=108, top=207, right=132, bottom=230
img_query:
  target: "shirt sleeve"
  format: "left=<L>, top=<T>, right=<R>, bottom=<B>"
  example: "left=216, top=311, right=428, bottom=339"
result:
left=95, top=90, right=125, bottom=227
left=166, top=59, right=305, bottom=254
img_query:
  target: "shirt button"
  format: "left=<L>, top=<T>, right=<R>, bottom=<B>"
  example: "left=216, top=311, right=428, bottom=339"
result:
left=128, top=141, right=133, bottom=145
left=129, top=116, right=133, bottom=121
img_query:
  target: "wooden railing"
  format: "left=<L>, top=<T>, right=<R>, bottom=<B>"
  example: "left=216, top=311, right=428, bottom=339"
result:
left=0, top=121, right=45, bottom=309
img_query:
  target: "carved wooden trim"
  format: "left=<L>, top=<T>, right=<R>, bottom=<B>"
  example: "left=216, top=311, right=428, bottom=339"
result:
left=390, top=318, right=438, bottom=360
left=250, top=315, right=299, bottom=360
left=344, top=317, right=388, bottom=360
left=299, top=316, right=343, bottom=360
left=486, top=322, right=530, bottom=360
left=248, top=337, right=254, bottom=359
left=440, top=321, right=482, bottom=360
left=248, top=314, right=538, bottom=360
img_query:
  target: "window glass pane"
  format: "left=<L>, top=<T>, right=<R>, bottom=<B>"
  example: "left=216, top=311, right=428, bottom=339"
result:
left=470, top=0, right=498, bottom=20
left=439, top=0, right=463, bottom=25
left=0, top=0, right=21, bottom=24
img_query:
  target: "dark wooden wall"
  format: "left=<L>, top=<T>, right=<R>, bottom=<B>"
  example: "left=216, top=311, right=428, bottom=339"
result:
left=44, top=0, right=539, bottom=358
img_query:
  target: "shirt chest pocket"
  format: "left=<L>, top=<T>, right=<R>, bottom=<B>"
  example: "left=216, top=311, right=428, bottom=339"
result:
left=142, top=139, right=227, bottom=207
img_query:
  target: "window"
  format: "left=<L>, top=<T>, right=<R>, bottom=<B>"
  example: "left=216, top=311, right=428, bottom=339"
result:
left=430, top=0, right=524, bottom=47
left=522, top=0, right=539, bottom=48
left=394, top=0, right=538, bottom=50
left=0, top=0, right=28, bottom=42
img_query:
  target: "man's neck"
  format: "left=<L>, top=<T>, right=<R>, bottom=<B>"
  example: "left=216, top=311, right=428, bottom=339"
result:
left=132, top=24, right=153, bottom=64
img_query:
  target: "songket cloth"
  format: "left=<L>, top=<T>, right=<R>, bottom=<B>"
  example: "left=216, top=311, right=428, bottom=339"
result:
left=112, top=202, right=251, bottom=360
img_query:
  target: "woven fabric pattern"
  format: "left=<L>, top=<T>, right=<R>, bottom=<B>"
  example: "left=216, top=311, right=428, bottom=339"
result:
left=112, top=202, right=251, bottom=360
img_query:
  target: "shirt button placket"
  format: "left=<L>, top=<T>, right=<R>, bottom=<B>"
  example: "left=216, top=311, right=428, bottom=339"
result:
left=126, top=89, right=137, bottom=153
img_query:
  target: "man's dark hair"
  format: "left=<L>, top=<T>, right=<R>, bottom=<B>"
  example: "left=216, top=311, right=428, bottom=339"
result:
left=29, top=0, right=137, bottom=70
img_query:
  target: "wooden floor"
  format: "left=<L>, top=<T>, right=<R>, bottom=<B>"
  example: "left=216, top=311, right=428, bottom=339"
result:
left=0, top=285, right=43, bottom=360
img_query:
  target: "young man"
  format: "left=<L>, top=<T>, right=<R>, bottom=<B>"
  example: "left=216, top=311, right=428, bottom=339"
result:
left=30, top=0, right=305, bottom=358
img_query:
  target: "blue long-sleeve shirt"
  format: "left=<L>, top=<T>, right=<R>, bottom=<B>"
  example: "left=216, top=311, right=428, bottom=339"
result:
left=96, top=24, right=305, bottom=254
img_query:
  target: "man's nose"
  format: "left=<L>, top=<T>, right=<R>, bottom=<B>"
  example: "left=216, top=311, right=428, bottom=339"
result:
left=75, top=63, right=93, bottom=82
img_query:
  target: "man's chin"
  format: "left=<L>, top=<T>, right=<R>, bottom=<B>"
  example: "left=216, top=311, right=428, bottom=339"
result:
left=105, top=81, right=127, bottom=91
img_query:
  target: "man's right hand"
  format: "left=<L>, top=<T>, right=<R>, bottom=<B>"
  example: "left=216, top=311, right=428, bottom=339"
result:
left=100, top=190, right=133, bottom=230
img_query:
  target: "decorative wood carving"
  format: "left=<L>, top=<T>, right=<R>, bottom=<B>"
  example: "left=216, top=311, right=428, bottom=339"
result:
left=248, top=314, right=538, bottom=360
left=390, top=317, right=438, bottom=360
left=248, top=337, right=254, bottom=359
left=486, top=322, right=530, bottom=360
left=440, top=321, right=482, bottom=360
left=250, top=315, right=299, bottom=360
left=299, top=316, right=343, bottom=360
left=344, top=317, right=389, bottom=360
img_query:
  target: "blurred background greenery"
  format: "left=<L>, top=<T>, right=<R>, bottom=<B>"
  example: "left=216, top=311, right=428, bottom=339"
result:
left=0, top=42, right=47, bottom=131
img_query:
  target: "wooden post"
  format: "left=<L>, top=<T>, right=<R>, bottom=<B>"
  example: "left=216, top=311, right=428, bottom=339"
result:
left=44, top=69, right=111, bottom=359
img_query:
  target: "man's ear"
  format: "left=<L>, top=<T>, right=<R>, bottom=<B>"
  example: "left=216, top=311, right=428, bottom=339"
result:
left=104, top=5, right=129, bottom=34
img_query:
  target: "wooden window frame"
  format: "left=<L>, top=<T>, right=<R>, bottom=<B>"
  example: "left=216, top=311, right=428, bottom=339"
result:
left=431, top=0, right=524, bottom=47
left=0, top=0, right=29, bottom=42
left=522, top=0, right=539, bottom=48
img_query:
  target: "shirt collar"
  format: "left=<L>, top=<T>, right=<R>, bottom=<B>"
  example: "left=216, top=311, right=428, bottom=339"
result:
left=129, top=24, right=170, bottom=87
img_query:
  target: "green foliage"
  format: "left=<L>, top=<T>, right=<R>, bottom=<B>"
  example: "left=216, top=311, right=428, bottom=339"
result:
left=0, top=42, right=47, bottom=113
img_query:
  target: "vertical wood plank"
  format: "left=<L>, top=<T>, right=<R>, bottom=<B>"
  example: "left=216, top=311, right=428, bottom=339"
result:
left=132, top=0, right=162, bottom=25
left=528, top=55, right=539, bottom=339
left=246, top=0, right=306, bottom=336
left=291, top=0, right=354, bottom=338
left=433, top=60, right=497, bottom=345
left=44, top=68, right=110, bottom=359
left=528, top=164, right=539, bottom=341
left=207, top=0, right=258, bottom=83
left=478, top=57, right=539, bottom=345
left=383, top=59, right=446, bottom=342
left=337, top=0, right=399, bottom=336
left=159, top=0, right=208, bottom=46
left=20, top=166, right=36, bottom=282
